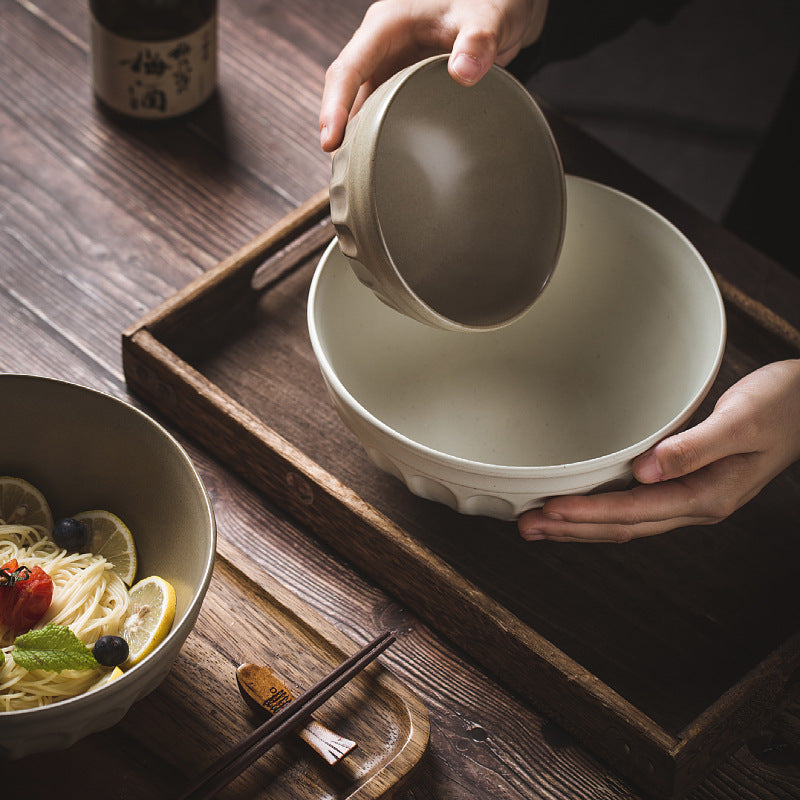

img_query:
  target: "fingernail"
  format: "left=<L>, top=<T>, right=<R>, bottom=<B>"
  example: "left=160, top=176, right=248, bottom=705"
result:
left=319, top=123, right=329, bottom=149
left=522, top=531, right=546, bottom=541
left=637, top=452, right=662, bottom=483
left=451, top=52, right=482, bottom=84
left=545, top=511, right=563, bottom=521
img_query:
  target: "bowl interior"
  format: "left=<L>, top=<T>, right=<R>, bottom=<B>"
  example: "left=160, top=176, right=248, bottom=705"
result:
left=311, top=176, right=725, bottom=468
left=372, top=58, right=564, bottom=327
left=0, top=375, right=214, bottom=626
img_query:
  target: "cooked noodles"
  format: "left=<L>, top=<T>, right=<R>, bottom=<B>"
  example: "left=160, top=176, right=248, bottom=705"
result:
left=0, top=524, right=130, bottom=711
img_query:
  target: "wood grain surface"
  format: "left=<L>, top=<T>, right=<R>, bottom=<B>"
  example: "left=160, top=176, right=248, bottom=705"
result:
left=2, top=1, right=799, bottom=798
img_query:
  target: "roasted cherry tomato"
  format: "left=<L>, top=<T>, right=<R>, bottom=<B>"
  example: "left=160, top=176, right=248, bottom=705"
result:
left=0, top=558, right=54, bottom=634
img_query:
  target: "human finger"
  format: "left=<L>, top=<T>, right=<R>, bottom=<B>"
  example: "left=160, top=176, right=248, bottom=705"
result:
left=447, top=0, right=548, bottom=82
left=518, top=451, right=765, bottom=542
left=320, top=4, right=417, bottom=151
left=632, top=395, right=761, bottom=485
left=519, top=514, right=703, bottom=543
left=446, top=5, right=503, bottom=85
left=518, top=478, right=719, bottom=539
left=535, top=471, right=713, bottom=526
left=519, top=501, right=715, bottom=542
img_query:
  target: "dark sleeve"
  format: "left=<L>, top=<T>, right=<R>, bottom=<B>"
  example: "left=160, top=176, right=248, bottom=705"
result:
left=508, top=0, right=693, bottom=81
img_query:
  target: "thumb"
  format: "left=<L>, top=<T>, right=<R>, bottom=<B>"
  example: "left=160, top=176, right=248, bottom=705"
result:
left=448, top=27, right=498, bottom=85
left=633, top=408, right=743, bottom=484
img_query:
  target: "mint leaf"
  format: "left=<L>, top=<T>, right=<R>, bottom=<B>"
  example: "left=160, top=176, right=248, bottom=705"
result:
left=13, top=623, right=100, bottom=672
left=0, top=650, right=4, bottom=667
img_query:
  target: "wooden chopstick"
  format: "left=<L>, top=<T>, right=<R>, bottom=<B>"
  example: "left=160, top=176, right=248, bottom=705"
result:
left=176, top=631, right=396, bottom=800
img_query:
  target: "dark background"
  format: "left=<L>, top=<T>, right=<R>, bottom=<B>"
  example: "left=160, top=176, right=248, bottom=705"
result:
left=527, top=0, right=800, bottom=269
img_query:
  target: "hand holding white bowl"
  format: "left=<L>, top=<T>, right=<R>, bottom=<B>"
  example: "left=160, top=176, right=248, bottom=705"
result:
left=518, top=359, right=800, bottom=542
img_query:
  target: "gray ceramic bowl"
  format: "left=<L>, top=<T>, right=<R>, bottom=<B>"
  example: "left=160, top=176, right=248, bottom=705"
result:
left=330, top=54, right=565, bottom=331
left=0, top=374, right=216, bottom=759
left=310, top=176, right=726, bottom=520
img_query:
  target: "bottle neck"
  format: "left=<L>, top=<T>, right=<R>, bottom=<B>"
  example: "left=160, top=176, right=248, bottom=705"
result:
left=89, top=0, right=217, bottom=41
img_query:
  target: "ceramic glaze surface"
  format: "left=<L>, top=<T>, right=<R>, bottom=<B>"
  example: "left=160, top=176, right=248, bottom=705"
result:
left=310, top=176, right=726, bottom=519
left=330, top=55, right=565, bottom=331
left=0, top=374, right=216, bottom=759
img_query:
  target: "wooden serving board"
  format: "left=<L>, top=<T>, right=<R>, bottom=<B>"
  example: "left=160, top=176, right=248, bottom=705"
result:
left=9, top=536, right=429, bottom=799
left=122, top=119, right=800, bottom=799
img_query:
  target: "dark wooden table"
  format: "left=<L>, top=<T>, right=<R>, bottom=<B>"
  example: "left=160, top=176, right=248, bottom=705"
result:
left=2, top=1, right=799, bottom=798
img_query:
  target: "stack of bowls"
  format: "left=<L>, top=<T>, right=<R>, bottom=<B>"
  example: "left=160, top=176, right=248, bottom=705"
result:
left=312, top=57, right=725, bottom=520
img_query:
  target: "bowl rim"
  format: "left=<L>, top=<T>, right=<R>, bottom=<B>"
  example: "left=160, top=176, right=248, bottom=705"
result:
left=365, top=54, right=566, bottom=331
left=309, top=175, right=727, bottom=478
left=0, top=372, right=217, bottom=718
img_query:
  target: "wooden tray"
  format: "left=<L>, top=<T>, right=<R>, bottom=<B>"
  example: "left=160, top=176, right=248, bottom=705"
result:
left=122, top=156, right=800, bottom=797
left=11, top=535, right=428, bottom=798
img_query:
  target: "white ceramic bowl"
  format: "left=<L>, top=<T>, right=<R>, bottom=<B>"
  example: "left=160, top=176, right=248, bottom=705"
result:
left=309, top=176, right=726, bottom=520
left=0, top=374, right=216, bottom=758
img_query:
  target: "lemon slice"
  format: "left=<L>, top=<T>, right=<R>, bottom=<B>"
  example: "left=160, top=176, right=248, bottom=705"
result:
left=92, top=666, right=124, bottom=690
left=73, top=510, right=138, bottom=586
left=122, top=576, right=176, bottom=667
left=0, top=476, right=53, bottom=532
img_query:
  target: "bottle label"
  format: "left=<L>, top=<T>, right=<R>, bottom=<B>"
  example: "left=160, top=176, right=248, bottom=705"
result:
left=90, top=14, right=217, bottom=119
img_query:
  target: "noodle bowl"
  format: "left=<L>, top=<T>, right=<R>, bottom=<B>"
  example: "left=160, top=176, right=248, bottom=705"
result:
left=0, top=373, right=215, bottom=760
left=0, top=524, right=129, bottom=711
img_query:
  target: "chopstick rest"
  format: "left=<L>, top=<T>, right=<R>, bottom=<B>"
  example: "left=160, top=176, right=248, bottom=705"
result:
left=177, top=631, right=396, bottom=800
left=236, top=662, right=357, bottom=764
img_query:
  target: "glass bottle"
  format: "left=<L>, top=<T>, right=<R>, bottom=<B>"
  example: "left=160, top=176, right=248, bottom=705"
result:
left=89, top=0, right=217, bottom=120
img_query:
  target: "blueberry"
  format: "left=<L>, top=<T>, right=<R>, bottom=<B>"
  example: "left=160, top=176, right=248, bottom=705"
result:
left=93, top=635, right=129, bottom=667
left=52, top=517, right=89, bottom=553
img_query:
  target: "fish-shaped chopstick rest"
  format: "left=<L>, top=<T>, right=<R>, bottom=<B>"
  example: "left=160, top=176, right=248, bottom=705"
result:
left=236, top=663, right=357, bottom=765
